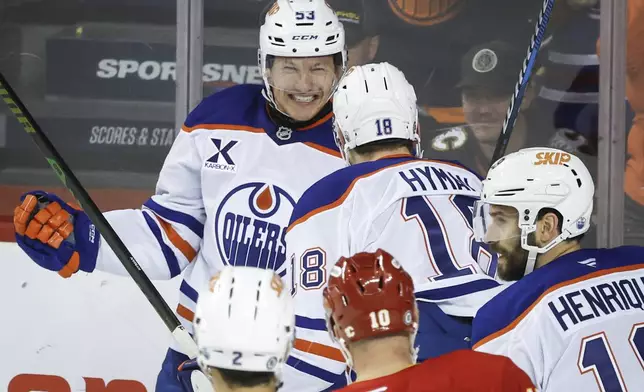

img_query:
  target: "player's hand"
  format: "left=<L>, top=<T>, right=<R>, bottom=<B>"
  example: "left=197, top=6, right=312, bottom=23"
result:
left=177, top=359, right=214, bottom=392
left=13, top=191, right=100, bottom=278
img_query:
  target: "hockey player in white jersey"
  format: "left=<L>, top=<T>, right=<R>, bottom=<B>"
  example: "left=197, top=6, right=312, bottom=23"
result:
left=191, top=266, right=294, bottom=392
left=471, top=147, right=644, bottom=391
left=11, top=1, right=346, bottom=391
left=284, top=62, right=504, bottom=390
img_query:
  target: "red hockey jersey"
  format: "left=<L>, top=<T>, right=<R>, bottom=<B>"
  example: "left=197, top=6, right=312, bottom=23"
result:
left=335, top=350, right=535, bottom=392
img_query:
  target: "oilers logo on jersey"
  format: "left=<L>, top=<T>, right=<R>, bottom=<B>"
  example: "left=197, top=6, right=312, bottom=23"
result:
left=215, top=182, right=296, bottom=271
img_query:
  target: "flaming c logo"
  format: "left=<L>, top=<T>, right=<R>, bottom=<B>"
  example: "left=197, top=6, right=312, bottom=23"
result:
left=387, top=0, right=463, bottom=26
left=215, top=183, right=296, bottom=272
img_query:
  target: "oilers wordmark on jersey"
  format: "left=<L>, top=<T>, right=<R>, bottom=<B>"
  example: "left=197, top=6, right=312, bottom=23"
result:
left=215, top=182, right=295, bottom=271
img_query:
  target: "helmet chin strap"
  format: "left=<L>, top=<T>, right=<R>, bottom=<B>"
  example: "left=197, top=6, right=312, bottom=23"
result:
left=409, top=324, right=420, bottom=364
left=520, top=227, right=569, bottom=277
left=524, top=250, right=538, bottom=276
left=338, top=337, right=354, bottom=369
left=521, top=227, right=542, bottom=277
left=343, top=146, right=353, bottom=166
left=413, top=143, right=424, bottom=159
left=262, top=88, right=289, bottom=118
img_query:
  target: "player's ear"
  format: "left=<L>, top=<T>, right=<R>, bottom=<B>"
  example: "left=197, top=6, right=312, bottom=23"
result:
left=536, top=211, right=559, bottom=245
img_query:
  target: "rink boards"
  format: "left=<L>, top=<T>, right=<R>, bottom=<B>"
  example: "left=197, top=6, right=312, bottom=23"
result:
left=0, top=241, right=180, bottom=391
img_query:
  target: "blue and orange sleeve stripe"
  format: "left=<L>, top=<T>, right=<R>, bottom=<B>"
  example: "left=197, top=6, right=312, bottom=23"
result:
left=181, top=123, right=265, bottom=134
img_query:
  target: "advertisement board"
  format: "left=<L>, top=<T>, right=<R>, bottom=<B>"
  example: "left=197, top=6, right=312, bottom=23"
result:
left=46, top=35, right=262, bottom=102
left=1, top=242, right=181, bottom=392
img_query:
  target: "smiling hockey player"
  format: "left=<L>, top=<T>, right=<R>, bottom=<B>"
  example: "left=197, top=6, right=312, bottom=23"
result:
left=11, top=1, right=346, bottom=391
left=471, top=147, right=644, bottom=390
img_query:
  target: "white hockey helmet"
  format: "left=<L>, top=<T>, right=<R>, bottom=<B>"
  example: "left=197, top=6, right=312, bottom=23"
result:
left=259, top=0, right=347, bottom=109
left=473, top=147, right=594, bottom=275
left=332, top=62, right=421, bottom=163
left=194, top=266, right=295, bottom=380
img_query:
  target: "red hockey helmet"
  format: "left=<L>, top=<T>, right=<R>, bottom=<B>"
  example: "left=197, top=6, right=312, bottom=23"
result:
left=323, top=249, right=418, bottom=351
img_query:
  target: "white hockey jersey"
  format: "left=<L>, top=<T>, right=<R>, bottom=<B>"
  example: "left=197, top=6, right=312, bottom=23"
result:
left=472, top=246, right=644, bottom=391
left=92, top=84, right=343, bottom=352
left=284, top=155, right=505, bottom=391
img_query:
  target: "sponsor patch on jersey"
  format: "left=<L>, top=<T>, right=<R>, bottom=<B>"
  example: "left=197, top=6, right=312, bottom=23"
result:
left=215, top=183, right=296, bottom=272
left=205, top=138, right=239, bottom=172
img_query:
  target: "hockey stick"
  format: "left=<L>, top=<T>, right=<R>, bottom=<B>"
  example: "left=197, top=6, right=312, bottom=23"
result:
left=489, top=0, right=555, bottom=168
left=0, top=72, right=199, bottom=359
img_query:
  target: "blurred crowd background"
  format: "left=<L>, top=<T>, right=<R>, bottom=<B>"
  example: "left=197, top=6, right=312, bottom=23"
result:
left=0, top=0, right=640, bottom=247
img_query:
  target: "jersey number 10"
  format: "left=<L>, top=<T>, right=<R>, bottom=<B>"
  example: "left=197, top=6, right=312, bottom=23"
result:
left=369, top=309, right=391, bottom=329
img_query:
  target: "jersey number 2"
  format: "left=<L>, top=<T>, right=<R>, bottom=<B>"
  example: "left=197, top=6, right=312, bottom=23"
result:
left=578, top=323, right=644, bottom=391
